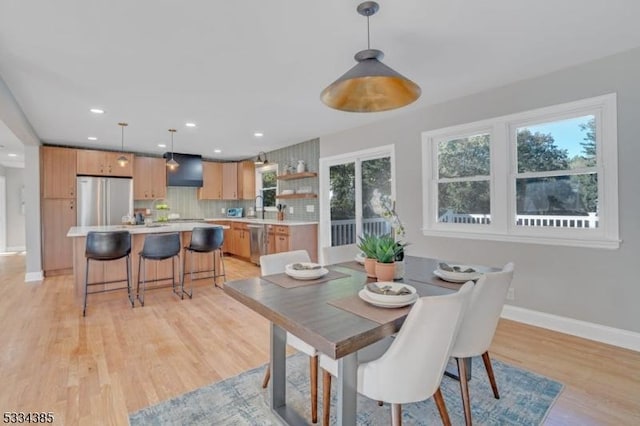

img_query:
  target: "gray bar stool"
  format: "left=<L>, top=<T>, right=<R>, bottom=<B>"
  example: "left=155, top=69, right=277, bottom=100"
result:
left=182, top=226, right=226, bottom=289
left=84, top=230, right=134, bottom=316
left=136, top=232, right=187, bottom=305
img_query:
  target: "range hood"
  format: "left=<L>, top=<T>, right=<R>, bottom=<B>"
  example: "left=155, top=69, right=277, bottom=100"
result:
left=163, top=153, right=203, bottom=187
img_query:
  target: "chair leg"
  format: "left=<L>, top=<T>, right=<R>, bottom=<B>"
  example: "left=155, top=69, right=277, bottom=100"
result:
left=310, top=355, right=318, bottom=423
left=433, top=387, right=451, bottom=426
left=391, top=403, right=402, bottom=426
left=322, top=370, right=331, bottom=426
left=83, top=258, right=90, bottom=316
left=183, top=252, right=192, bottom=299
left=456, top=357, right=473, bottom=426
left=482, top=351, right=500, bottom=399
left=217, top=249, right=226, bottom=285
left=137, top=257, right=146, bottom=306
left=126, top=254, right=134, bottom=307
left=262, top=364, right=271, bottom=389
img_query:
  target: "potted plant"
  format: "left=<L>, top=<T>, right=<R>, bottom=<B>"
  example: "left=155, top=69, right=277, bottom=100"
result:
left=357, top=233, right=379, bottom=278
left=374, top=235, right=406, bottom=281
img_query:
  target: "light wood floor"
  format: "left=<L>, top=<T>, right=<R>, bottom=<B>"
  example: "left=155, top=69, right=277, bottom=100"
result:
left=0, top=253, right=638, bottom=425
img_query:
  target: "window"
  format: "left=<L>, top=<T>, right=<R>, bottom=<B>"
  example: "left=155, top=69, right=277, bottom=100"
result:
left=422, top=94, right=618, bottom=248
left=320, top=145, right=395, bottom=248
left=255, top=164, right=278, bottom=210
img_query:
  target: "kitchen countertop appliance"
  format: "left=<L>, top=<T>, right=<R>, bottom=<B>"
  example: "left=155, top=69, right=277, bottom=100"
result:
left=77, top=176, right=133, bottom=226
left=227, top=208, right=243, bottom=218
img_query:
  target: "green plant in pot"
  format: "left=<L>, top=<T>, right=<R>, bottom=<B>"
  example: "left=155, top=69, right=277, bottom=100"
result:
left=374, top=235, right=407, bottom=281
left=357, top=233, right=379, bottom=278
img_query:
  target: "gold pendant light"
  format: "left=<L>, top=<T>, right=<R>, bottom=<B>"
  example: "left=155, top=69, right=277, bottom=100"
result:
left=166, top=129, right=179, bottom=170
left=321, top=1, right=421, bottom=112
left=116, top=122, right=129, bottom=167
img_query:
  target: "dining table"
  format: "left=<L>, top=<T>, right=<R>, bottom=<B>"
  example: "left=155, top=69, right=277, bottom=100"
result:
left=223, top=255, right=494, bottom=426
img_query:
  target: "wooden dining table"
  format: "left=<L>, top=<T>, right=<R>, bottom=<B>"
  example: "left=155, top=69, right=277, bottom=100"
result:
left=223, top=256, right=492, bottom=426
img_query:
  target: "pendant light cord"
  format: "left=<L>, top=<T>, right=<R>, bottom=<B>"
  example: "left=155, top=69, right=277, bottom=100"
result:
left=367, top=15, right=371, bottom=49
left=121, top=125, right=124, bottom=151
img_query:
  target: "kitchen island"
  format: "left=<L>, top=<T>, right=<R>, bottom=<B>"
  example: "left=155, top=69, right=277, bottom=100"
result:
left=67, top=222, right=229, bottom=298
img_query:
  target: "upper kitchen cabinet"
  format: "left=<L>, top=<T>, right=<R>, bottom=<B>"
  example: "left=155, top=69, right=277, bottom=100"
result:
left=198, top=161, right=223, bottom=200
left=222, top=162, right=239, bottom=199
left=77, top=149, right=134, bottom=177
left=41, top=146, right=77, bottom=199
left=134, top=156, right=167, bottom=200
left=237, top=160, right=255, bottom=200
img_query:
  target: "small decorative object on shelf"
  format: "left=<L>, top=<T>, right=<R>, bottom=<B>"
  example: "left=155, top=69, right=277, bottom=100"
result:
left=297, top=160, right=306, bottom=173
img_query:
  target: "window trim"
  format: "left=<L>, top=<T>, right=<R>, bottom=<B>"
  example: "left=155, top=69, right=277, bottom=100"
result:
left=255, top=163, right=278, bottom=212
left=421, top=93, right=619, bottom=249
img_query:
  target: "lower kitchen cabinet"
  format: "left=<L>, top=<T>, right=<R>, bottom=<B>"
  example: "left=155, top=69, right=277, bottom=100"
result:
left=267, top=224, right=317, bottom=262
left=42, top=198, right=76, bottom=274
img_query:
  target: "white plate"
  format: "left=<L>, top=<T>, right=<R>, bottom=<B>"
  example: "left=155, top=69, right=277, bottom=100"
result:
left=365, top=282, right=417, bottom=304
left=358, top=289, right=418, bottom=308
left=433, top=269, right=481, bottom=283
left=355, top=252, right=366, bottom=265
left=285, top=263, right=329, bottom=280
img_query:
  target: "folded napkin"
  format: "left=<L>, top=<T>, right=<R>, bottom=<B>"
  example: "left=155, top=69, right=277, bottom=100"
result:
left=366, top=283, right=412, bottom=296
left=439, top=262, right=476, bottom=273
left=291, top=263, right=321, bottom=270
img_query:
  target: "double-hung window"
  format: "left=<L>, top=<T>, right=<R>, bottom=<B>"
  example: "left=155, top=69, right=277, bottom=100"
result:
left=422, top=94, right=618, bottom=248
left=255, top=164, right=278, bottom=211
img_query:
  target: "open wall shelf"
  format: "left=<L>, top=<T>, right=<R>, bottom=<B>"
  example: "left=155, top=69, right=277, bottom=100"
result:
left=276, top=193, right=317, bottom=199
left=276, top=172, right=317, bottom=180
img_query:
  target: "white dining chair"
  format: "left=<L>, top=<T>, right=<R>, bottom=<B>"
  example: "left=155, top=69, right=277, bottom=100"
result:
left=450, top=263, right=514, bottom=425
left=260, top=249, right=320, bottom=423
left=319, top=281, right=474, bottom=426
left=321, top=244, right=359, bottom=266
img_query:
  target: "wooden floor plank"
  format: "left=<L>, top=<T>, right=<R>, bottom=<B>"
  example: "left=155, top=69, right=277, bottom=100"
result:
left=0, top=252, right=638, bottom=424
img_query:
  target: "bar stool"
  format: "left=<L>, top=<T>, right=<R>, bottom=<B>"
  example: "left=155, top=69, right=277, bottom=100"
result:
left=182, top=226, right=226, bottom=290
left=136, top=232, right=186, bottom=306
left=83, top=230, right=133, bottom=316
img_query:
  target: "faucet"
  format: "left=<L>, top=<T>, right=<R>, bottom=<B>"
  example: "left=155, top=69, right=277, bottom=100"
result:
left=255, top=195, right=265, bottom=220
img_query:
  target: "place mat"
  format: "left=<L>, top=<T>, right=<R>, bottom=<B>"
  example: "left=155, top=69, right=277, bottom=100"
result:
left=336, top=260, right=366, bottom=272
left=262, top=270, right=351, bottom=289
left=327, top=293, right=412, bottom=324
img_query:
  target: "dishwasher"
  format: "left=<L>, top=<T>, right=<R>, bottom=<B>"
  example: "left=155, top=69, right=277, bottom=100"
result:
left=248, top=224, right=268, bottom=265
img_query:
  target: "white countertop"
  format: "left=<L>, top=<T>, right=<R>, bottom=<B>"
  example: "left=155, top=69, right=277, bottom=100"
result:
left=204, top=218, right=318, bottom=226
left=67, top=222, right=228, bottom=237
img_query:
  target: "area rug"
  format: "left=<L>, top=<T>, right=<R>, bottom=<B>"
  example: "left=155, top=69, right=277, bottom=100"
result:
left=130, top=353, right=563, bottom=425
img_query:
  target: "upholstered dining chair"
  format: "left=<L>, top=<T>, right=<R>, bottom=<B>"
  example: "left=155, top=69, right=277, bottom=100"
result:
left=260, top=249, right=320, bottom=423
left=321, top=244, right=359, bottom=266
left=319, top=282, right=474, bottom=426
left=449, top=263, right=514, bottom=425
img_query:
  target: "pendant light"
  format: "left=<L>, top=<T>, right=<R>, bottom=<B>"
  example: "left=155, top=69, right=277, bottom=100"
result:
left=166, top=129, right=179, bottom=170
left=320, top=1, right=421, bottom=112
left=116, top=122, right=129, bottom=167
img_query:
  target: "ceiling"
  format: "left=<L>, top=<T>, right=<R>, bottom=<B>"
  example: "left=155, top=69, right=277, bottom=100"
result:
left=1, top=0, right=639, bottom=167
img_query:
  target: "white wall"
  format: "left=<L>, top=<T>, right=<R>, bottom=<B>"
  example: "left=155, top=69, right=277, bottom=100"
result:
left=320, top=47, right=640, bottom=334
left=23, top=145, right=41, bottom=279
left=5, top=167, right=25, bottom=250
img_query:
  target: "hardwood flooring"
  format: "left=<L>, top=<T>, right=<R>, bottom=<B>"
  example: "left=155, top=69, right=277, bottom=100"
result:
left=0, top=252, right=638, bottom=425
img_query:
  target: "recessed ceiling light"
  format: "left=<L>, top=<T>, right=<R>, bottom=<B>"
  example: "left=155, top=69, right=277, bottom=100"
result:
left=157, top=143, right=166, bottom=148
left=90, top=108, right=105, bottom=114
left=214, top=149, right=222, bottom=154
left=185, top=122, right=197, bottom=128
left=87, top=136, right=98, bottom=141
left=253, top=132, right=264, bottom=137
left=8, top=153, right=18, bottom=157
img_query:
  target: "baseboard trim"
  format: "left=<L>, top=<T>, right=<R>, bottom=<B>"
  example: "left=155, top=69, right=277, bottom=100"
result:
left=6, top=246, right=26, bottom=252
left=501, top=304, right=640, bottom=353
left=25, top=271, right=44, bottom=282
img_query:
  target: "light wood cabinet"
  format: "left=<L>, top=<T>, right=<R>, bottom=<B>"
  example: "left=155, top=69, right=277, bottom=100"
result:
left=42, top=198, right=76, bottom=273
left=77, top=149, right=133, bottom=177
left=237, top=160, right=255, bottom=200
left=228, top=222, right=250, bottom=258
left=134, top=156, right=166, bottom=200
left=268, top=224, right=318, bottom=262
left=198, top=161, right=223, bottom=200
left=41, top=146, right=77, bottom=199
left=222, top=162, right=238, bottom=199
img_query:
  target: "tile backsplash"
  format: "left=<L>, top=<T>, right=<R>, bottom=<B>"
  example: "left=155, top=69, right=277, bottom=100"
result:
left=134, top=138, right=319, bottom=221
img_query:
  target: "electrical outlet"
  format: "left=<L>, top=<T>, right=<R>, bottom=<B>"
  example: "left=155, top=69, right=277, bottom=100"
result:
left=506, top=288, right=515, bottom=301
left=289, top=206, right=294, bottom=214
left=220, top=208, right=226, bottom=214
left=306, top=205, right=314, bottom=213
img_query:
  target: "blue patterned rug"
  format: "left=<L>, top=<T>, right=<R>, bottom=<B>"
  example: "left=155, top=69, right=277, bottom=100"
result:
left=130, top=353, right=562, bottom=425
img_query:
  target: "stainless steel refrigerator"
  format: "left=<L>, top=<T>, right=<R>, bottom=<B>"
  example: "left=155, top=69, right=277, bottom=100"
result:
left=76, top=176, right=133, bottom=226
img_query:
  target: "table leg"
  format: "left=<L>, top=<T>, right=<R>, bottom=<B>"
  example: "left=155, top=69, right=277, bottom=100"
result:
left=270, top=323, right=307, bottom=425
left=336, top=352, right=358, bottom=426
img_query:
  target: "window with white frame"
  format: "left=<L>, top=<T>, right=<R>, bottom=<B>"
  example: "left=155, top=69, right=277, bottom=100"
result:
left=422, top=94, right=618, bottom=249
left=255, top=164, right=278, bottom=210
